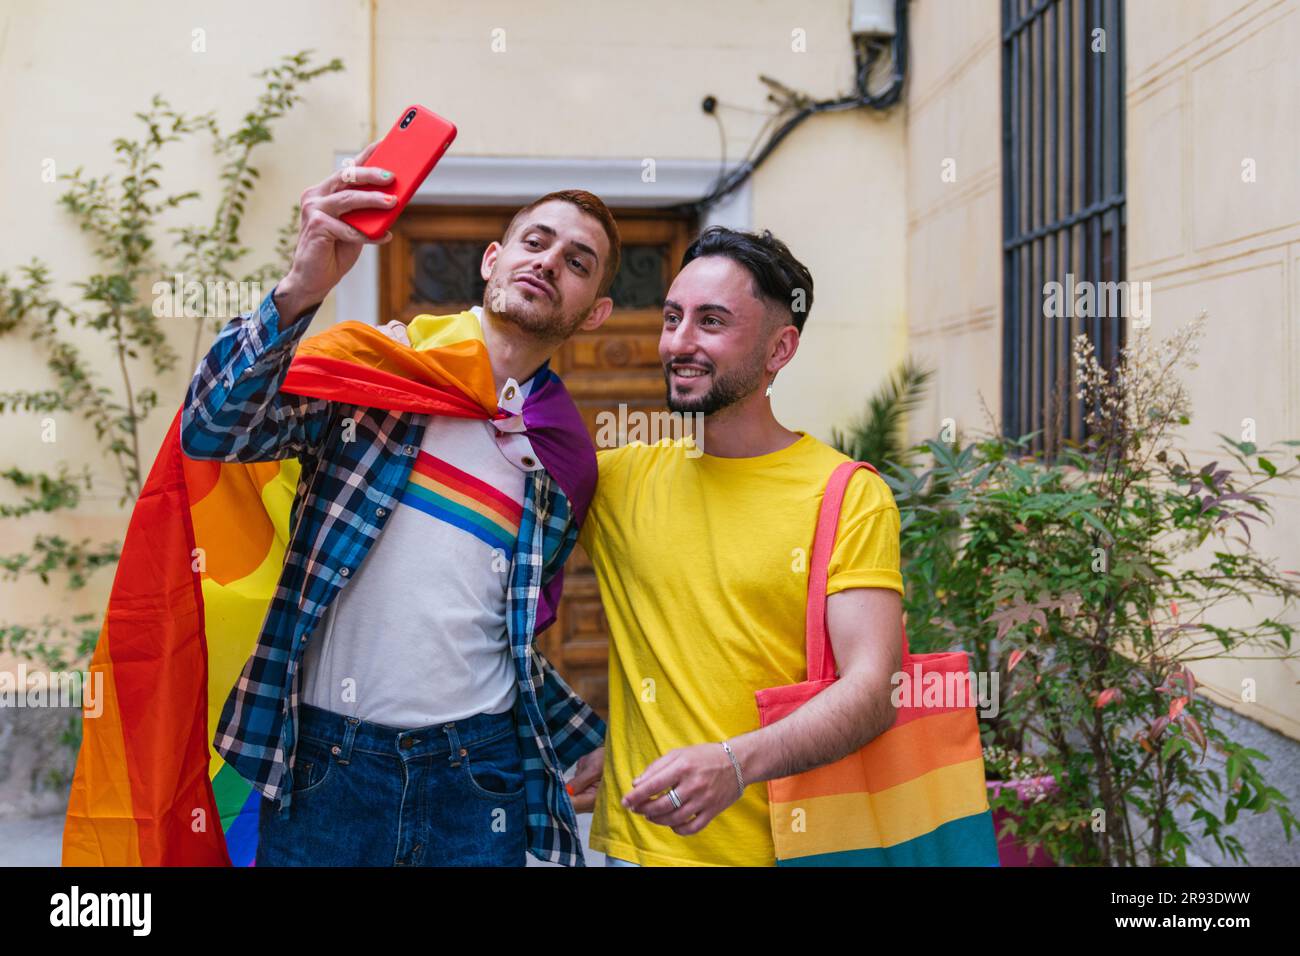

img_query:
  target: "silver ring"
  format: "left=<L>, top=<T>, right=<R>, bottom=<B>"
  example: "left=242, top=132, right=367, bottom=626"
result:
left=667, top=787, right=682, bottom=809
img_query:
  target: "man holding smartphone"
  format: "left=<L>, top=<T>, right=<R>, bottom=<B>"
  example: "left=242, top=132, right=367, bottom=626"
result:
left=182, top=139, right=620, bottom=866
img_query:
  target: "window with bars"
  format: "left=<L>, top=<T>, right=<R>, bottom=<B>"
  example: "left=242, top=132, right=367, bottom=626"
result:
left=1001, top=0, right=1126, bottom=455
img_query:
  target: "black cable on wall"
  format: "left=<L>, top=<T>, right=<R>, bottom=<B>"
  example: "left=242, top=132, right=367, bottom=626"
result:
left=686, top=0, right=910, bottom=217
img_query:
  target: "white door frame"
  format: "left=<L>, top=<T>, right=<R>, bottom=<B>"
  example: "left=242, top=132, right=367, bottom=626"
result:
left=332, top=153, right=753, bottom=326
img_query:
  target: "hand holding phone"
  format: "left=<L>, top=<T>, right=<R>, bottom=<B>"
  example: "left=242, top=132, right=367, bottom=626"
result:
left=340, top=105, right=457, bottom=240
left=273, top=106, right=457, bottom=323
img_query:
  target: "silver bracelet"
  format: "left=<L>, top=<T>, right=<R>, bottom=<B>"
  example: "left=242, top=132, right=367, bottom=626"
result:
left=720, top=740, right=745, bottom=799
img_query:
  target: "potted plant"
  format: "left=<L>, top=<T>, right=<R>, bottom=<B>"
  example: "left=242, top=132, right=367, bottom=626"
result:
left=888, top=315, right=1300, bottom=865
left=981, top=743, right=1058, bottom=866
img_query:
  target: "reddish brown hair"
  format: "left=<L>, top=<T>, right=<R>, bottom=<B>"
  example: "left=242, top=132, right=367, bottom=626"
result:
left=503, top=189, right=622, bottom=297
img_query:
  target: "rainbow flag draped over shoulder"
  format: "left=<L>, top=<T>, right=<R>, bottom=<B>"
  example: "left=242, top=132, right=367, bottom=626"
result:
left=61, top=311, right=591, bottom=866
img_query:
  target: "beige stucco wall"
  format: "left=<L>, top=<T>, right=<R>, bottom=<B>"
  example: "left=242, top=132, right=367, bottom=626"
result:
left=904, top=0, right=1003, bottom=441
left=0, top=2, right=905, bottom=663
left=1126, top=0, right=1300, bottom=738
left=0, top=0, right=372, bottom=670
left=905, top=0, right=1300, bottom=737
left=4, top=0, right=1292, bottom=738
left=372, top=0, right=908, bottom=472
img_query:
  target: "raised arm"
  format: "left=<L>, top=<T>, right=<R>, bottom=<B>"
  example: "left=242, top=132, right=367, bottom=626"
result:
left=620, top=587, right=903, bottom=836
left=180, top=137, right=398, bottom=462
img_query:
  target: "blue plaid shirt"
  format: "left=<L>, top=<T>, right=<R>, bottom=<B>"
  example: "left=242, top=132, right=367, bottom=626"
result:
left=180, top=286, right=606, bottom=866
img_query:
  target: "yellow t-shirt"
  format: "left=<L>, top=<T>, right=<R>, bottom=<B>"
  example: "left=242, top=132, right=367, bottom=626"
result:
left=579, top=431, right=904, bottom=866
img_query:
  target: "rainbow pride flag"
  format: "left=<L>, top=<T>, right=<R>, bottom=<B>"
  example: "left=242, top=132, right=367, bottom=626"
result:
left=61, top=310, right=581, bottom=866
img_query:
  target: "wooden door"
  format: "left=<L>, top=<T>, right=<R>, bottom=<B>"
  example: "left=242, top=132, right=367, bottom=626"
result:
left=382, top=206, right=695, bottom=719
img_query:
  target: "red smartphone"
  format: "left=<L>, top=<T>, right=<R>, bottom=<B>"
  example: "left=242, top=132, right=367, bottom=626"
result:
left=341, top=105, right=457, bottom=240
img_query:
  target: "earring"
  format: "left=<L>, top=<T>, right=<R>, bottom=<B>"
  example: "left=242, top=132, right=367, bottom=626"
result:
left=765, top=377, right=775, bottom=398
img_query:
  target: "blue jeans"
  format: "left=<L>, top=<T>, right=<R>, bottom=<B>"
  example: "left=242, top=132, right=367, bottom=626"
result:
left=256, top=702, right=527, bottom=866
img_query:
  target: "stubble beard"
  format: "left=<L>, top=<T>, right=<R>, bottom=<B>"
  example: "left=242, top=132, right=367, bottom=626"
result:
left=664, top=351, right=768, bottom=416
left=483, top=271, right=590, bottom=346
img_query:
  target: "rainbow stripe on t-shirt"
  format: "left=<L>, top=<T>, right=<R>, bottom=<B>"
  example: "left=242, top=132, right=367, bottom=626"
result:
left=402, top=451, right=523, bottom=552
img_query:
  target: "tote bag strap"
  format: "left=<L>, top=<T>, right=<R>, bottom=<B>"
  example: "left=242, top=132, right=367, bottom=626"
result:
left=806, top=460, right=910, bottom=682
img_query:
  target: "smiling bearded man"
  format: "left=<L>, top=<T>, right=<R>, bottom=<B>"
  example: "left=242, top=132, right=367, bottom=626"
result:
left=566, top=226, right=906, bottom=866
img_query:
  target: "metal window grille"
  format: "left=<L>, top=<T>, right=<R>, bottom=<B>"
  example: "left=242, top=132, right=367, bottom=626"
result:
left=1002, top=0, right=1126, bottom=455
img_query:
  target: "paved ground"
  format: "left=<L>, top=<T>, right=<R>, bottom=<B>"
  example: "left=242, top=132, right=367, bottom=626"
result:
left=1169, top=702, right=1300, bottom=866
left=0, top=813, right=64, bottom=867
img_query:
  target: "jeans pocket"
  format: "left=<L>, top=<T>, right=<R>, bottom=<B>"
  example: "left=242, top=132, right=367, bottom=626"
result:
left=290, top=736, right=336, bottom=795
left=461, top=729, right=526, bottom=801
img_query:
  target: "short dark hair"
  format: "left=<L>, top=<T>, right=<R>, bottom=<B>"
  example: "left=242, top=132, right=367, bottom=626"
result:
left=503, top=189, right=623, bottom=297
left=680, top=226, right=814, bottom=333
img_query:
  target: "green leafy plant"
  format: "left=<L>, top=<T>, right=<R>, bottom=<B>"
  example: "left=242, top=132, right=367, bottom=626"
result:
left=0, top=50, right=342, bottom=674
left=888, top=314, right=1300, bottom=865
left=830, top=357, right=933, bottom=470
left=983, top=742, right=1051, bottom=783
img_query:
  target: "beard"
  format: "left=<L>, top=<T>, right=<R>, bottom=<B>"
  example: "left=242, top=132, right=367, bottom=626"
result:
left=482, top=270, right=590, bottom=344
left=664, top=352, right=767, bottom=416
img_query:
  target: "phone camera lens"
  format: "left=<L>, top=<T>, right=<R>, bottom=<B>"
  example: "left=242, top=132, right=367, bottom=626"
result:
left=400, top=110, right=416, bottom=129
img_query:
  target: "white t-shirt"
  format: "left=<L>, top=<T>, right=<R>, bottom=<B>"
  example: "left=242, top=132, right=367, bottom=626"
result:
left=299, top=373, right=537, bottom=728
